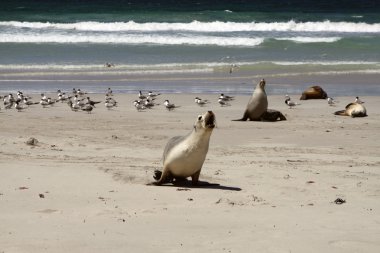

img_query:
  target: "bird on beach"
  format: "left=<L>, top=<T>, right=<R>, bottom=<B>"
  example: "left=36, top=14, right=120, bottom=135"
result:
left=194, top=97, right=210, bottom=106
left=147, top=91, right=161, bottom=99
left=138, top=91, right=147, bottom=100
left=218, top=98, right=230, bottom=107
left=67, top=100, right=80, bottom=111
left=23, top=97, right=39, bottom=106
left=14, top=101, right=28, bottom=112
left=133, top=100, right=147, bottom=111
left=4, top=94, right=15, bottom=109
left=86, top=97, right=101, bottom=107
left=81, top=104, right=93, bottom=113
left=144, top=98, right=159, bottom=109
left=219, top=93, right=234, bottom=101
left=164, top=99, right=178, bottom=111
left=105, top=97, right=117, bottom=109
left=285, top=95, right=299, bottom=109
left=327, top=97, right=336, bottom=106
left=106, top=87, right=113, bottom=96
left=354, top=96, right=364, bottom=104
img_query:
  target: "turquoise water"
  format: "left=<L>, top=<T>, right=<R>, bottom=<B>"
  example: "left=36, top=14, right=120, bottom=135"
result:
left=0, top=0, right=379, bottom=94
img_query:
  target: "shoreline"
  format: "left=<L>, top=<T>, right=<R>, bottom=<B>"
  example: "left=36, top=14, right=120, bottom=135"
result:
left=1, top=68, right=380, bottom=96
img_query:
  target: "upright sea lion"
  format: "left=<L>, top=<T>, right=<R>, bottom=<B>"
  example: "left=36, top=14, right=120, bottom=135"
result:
left=300, top=86, right=328, bottom=100
left=334, top=102, right=367, bottom=117
left=234, top=79, right=268, bottom=121
left=233, top=79, right=286, bottom=121
left=153, top=111, right=216, bottom=185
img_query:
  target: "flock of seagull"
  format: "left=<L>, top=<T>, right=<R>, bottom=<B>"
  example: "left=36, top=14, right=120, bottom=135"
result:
left=0, top=88, right=237, bottom=113
left=1, top=87, right=364, bottom=113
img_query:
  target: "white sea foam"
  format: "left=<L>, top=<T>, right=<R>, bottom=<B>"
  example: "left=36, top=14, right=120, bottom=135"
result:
left=0, top=33, right=265, bottom=46
left=1, top=20, right=380, bottom=33
left=276, top=37, right=342, bottom=43
left=0, top=61, right=378, bottom=71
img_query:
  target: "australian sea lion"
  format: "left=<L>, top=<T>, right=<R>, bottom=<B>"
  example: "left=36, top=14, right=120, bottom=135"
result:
left=233, top=79, right=286, bottom=121
left=334, top=103, right=367, bottom=117
left=234, top=79, right=268, bottom=121
left=153, top=111, right=216, bottom=185
left=300, top=86, right=328, bottom=100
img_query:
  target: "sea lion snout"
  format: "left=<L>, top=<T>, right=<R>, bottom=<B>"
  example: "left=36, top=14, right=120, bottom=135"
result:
left=205, top=111, right=215, bottom=128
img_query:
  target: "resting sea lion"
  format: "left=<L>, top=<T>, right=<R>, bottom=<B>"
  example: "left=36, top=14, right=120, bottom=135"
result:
left=300, top=86, right=328, bottom=100
left=153, top=111, right=216, bottom=185
left=334, top=103, right=367, bottom=117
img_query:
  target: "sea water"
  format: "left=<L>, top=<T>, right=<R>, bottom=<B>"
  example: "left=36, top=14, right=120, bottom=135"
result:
left=0, top=0, right=379, bottom=95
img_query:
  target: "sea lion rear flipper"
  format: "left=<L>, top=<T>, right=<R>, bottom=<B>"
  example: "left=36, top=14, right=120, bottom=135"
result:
left=334, top=110, right=347, bottom=116
left=231, top=111, right=248, bottom=121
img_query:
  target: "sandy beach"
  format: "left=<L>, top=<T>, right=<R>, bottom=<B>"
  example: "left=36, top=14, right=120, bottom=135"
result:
left=1, top=90, right=379, bottom=252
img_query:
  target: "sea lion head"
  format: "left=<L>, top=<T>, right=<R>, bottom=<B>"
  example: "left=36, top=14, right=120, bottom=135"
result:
left=259, top=79, right=266, bottom=89
left=194, top=111, right=216, bottom=130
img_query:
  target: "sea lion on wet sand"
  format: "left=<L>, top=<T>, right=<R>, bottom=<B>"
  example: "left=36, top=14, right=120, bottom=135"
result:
left=152, top=111, right=216, bottom=185
left=233, top=79, right=286, bottom=121
left=334, top=102, right=367, bottom=117
left=300, top=86, right=328, bottom=100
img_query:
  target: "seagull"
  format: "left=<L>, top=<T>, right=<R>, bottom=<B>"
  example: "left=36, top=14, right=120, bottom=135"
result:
left=67, top=100, right=80, bottom=111
left=106, top=87, right=113, bottom=96
left=73, top=95, right=86, bottom=107
left=4, top=94, right=15, bottom=109
left=148, top=91, right=161, bottom=98
left=23, top=97, right=39, bottom=105
left=105, top=96, right=117, bottom=106
left=14, top=101, right=27, bottom=112
left=81, top=104, right=93, bottom=113
left=285, top=95, right=299, bottom=109
left=164, top=100, right=178, bottom=111
left=86, top=97, right=101, bottom=107
left=40, top=99, right=50, bottom=108
left=144, top=99, right=158, bottom=109
left=327, top=97, right=336, bottom=106
left=138, top=91, right=147, bottom=100
left=194, top=97, right=209, bottom=106
left=133, top=100, right=147, bottom=111
left=354, top=96, right=364, bottom=104
left=218, top=98, right=230, bottom=106
left=219, top=93, right=234, bottom=101
left=40, top=93, right=48, bottom=102
left=105, top=98, right=116, bottom=109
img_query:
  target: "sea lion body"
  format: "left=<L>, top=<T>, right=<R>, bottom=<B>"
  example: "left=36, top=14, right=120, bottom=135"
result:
left=300, top=86, right=328, bottom=100
left=153, top=111, right=216, bottom=185
left=236, top=79, right=268, bottom=121
left=334, top=103, right=367, bottom=117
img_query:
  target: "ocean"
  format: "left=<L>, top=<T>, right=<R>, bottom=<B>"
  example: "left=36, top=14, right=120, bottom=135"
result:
left=1, top=0, right=380, bottom=95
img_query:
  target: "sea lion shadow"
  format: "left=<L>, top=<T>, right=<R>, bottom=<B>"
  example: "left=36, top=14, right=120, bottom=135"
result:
left=155, top=180, right=242, bottom=191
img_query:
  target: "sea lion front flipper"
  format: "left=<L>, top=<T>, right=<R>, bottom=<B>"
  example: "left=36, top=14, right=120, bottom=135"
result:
left=191, top=170, right=201, bottom=185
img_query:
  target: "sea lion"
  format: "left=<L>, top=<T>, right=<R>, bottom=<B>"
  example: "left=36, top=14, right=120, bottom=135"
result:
left=233, top=79, right=286, bottom=121
left=234, top=79, right=268, bottom=121
left=300, top=86, right=328, bottom=100
left=334, top=102, right=367, bottom=117
left=153, top=111, right=216, bottom=185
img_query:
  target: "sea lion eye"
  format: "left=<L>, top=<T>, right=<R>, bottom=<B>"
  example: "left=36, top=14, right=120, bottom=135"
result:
left=198, top=115, right=202, bottom=120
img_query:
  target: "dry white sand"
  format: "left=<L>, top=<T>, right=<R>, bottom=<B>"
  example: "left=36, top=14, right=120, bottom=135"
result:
left=1, top=92, right=379, bottom=252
